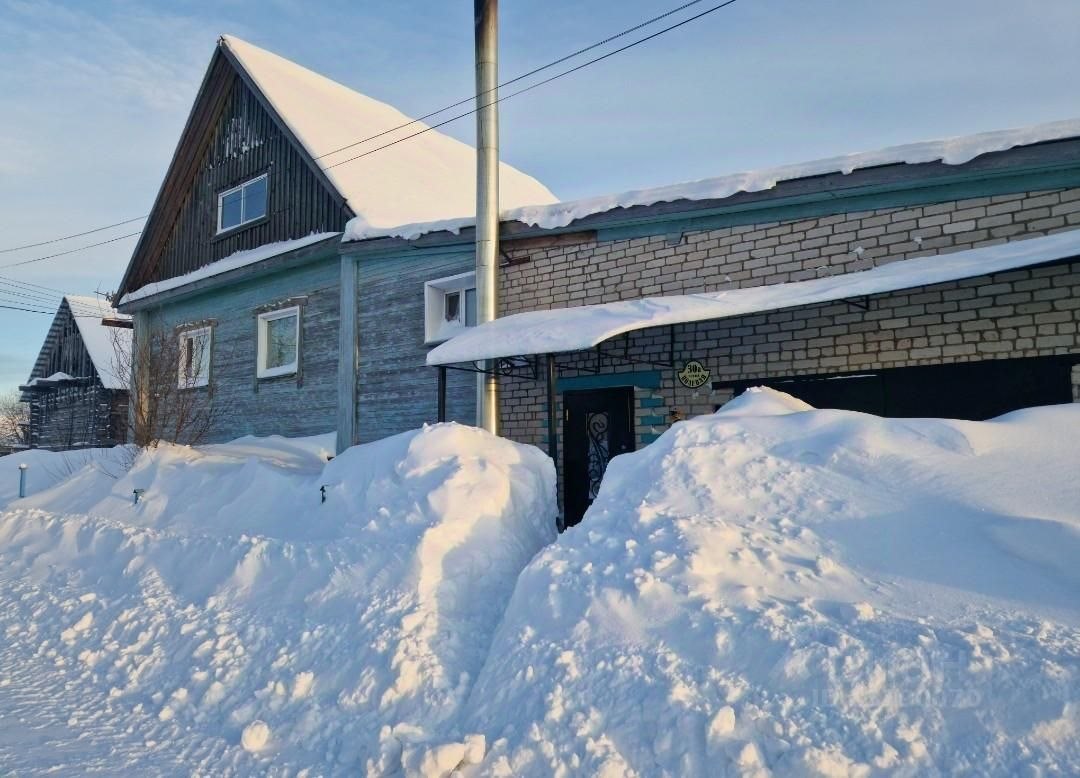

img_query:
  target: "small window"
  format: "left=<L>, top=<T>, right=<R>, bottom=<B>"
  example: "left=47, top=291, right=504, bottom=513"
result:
left=423, top=271, right=477, bottom=344
left=178, top=327, right=212, bottom=388
left=217, top=174, right=268, bottom=233
left=257, top=306, right=300, bottom=379
left=444, top=291, right=461, bottom=322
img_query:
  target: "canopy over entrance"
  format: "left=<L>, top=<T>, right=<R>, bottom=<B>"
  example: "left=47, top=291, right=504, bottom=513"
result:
left=427, top=230, right=1080, bottom=366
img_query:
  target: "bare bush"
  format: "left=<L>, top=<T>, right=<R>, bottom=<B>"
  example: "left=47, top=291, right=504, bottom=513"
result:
left=112, top=321, right=232, bottom=448
left=0, top=390, right=29, bottom=448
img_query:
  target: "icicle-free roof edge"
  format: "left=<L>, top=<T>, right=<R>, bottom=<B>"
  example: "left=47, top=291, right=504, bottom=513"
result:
left=426, top=230, right=1080, bottom=365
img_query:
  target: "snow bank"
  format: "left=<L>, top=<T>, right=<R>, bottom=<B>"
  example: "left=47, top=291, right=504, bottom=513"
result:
left=345, top=117, right=1080, bottom=242
left=0, top=425, right=556, bottom=775
left=463, top=389, right=1080, bottom=776
left=0, top=446, right=132, bottom=510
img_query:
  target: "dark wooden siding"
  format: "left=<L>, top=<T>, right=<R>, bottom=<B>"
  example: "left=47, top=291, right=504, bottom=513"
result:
left=356, top=252, right=476, bottom=442
left=27, top=385, right=127, bottom=450
left=22, top=301, right=129, bottom=450
left=130, top=69, right=350, bottom=291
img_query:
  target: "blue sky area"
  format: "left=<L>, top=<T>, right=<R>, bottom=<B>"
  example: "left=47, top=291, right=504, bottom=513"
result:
left=1, top=0, right=1078, bottom=394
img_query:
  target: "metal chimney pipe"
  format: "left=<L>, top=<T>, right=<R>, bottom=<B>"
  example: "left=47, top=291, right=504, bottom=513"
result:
left=475, top=0, right=500, bottom=434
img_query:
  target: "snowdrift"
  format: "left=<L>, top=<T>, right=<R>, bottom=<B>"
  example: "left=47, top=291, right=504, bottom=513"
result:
left=465, top=389, right=1080, bottom=776
left=2, top=394, right=1079, bottom=777
left=0, top=426, right=556, bottom=775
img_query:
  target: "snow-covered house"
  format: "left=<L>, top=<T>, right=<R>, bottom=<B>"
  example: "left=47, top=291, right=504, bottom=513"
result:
left=114, top=35, right=556, bottom=442
left=340, top=121, right=1080, bottom=525
left=20, top=296, right=131, bottom=450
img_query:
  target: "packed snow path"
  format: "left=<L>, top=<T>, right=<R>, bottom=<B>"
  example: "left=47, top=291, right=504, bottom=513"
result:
left=1, top=395, right=1079, bottom=776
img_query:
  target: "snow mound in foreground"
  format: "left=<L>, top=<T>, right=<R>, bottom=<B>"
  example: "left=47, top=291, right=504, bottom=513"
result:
left=0, top=425, right=556, bottom=775
left=465, top=390, right=1080, bottom=777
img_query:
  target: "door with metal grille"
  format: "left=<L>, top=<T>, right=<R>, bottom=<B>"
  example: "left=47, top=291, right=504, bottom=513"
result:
left=563, top=387, right=635, bottom=528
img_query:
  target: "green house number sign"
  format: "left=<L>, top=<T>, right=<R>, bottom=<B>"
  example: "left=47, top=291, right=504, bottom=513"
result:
left=677, top=360, right=711, bottom=389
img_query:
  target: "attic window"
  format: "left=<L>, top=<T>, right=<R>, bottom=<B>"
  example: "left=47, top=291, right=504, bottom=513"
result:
left=217, top=174, right=268, bottom=233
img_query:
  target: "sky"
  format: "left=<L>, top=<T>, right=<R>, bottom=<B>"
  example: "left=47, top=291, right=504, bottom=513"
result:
left=0, top=0, right=1078, bottom=394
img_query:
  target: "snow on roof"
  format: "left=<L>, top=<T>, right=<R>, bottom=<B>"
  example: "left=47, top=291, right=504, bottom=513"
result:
left=25, top=372, right=77, bottom=387
left=66, top=295, right=131, bottom=390
left=118, top=232, right=340, bottom=305
left=349, top=117, right=1080, bottom=243
left=220, top=36, right=558, bottom=237
left=427, top=229, right=1080, bottom=365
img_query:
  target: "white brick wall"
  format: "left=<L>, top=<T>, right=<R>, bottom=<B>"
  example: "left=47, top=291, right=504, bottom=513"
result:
left=498, top=188, right=1080, bottom=449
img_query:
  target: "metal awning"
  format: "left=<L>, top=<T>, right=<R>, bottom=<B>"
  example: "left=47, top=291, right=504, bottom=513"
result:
left=427, top=230, right=1080, bottom=366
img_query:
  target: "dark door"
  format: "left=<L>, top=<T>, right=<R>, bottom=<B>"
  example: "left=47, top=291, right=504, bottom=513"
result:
left=563, top=387, right=635, bottom=528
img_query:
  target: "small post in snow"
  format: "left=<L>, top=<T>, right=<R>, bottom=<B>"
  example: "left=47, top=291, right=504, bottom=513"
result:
left=17, top=463, right=28, bottom=499
left=133, top=488, right=146, bottom=505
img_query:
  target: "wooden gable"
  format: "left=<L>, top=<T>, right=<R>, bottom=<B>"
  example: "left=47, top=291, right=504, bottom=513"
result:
left=24, top=300, right=101, bottom=388
left=116, top=43, right=353, bottom=298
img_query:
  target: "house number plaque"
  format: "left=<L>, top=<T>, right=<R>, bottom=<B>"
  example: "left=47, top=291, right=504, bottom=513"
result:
left=677, top=360, right=711, bottom=388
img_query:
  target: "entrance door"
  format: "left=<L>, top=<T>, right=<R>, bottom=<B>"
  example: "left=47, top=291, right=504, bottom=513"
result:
left=563, top=387, right=635, bottom=528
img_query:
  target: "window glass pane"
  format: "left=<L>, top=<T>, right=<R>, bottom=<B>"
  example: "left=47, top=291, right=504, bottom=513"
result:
left=194, top=331, right=210, bottom=380
left=243, top=176, right=268, bottom=221
left=265, top=315, right=297, bottom=370
left=220, top=189, right=243, bottom=230
left=182, top=337, right=194, bottom=380
left=465, top=287, right=477, bottom=327
left=444, top=291, right=460, bottom=322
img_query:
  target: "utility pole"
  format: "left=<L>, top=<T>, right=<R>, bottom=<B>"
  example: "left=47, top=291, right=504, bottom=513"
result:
left=475, top=0, right=500, bottom=434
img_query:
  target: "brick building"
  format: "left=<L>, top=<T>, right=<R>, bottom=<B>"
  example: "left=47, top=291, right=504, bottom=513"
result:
left=415, top=124, right=1080, bottom=524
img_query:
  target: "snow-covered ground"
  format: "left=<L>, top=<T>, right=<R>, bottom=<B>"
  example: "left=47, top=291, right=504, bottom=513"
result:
left=1, top=395, right=1078, bottom=776
left=0, top=426, right=556, bottom=775
left=465, top=390, right=1080, bottom=777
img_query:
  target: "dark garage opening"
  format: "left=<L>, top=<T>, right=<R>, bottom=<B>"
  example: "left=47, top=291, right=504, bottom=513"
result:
left=714, top=355, right=1079, bottom=421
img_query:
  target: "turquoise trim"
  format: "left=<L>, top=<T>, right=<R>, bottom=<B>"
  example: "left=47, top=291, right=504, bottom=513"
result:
left=638, top=396, right=665, bottom=408
left=557, top=370, right=661, bottom=392
left=595, top=166, right=1080, bottom=244
left=638, top=414, right=666, bottom=426
left=638, top=432, right=663, bottom=445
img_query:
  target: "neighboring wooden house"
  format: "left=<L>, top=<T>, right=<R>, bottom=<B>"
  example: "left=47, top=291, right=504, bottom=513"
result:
left=20, top=296, right=131, bottom=451
left=114, top=35, right=555, bottom=443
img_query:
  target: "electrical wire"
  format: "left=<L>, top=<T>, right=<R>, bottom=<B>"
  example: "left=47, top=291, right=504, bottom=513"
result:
left=312, top=0, right=708, bottom=161
left=0, top=215, right=147, bottom=254
left=324, top=0, right=740, bottom=171
left=0, top=0, right=720, bottom=256
left=0, top=231, right=142, bottom=270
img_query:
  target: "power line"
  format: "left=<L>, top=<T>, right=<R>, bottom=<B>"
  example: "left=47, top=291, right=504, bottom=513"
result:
left=324, top=0, right=740, bottom=172
left=0, top=0, right=716, bottom=255
left=0, top=0, right=739, bottom=277
left=313, top=0, right=708, bottom=162
left=0, top=215, right=147, bottom=254
left=0, top=231, right=142, bottom=270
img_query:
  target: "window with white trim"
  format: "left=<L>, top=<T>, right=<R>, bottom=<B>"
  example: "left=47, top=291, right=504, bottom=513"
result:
left=423, top=271, right=477, bottom=344
left=257, top=306, right=300, bottom=378
left=217, top=174, right=268, bottom=233
left=178, top=327, right=212, bottom=389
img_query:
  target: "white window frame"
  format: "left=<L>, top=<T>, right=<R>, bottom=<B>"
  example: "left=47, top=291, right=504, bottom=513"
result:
left=178, top=326, right=213, bottom=389
left=216, top=173, right=268, bottom=234
left=256, top=306, right=300, bottom=379
left=423, top=271, right=477, bottom=344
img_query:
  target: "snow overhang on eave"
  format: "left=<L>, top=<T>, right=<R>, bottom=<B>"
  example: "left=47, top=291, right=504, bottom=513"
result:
left=116, top=232, right=341, bottom=312
left=426, top=229, right=1080, bottom=366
